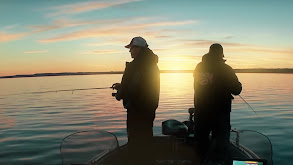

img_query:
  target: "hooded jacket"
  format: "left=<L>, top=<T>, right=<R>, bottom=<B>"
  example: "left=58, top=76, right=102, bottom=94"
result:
left=116, top=48, right=160, bottom=112
left=194, top=53, right=242, bottom=113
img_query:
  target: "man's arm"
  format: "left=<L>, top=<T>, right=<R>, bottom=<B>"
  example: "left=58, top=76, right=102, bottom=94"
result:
left=115, top=62, right=130, bottom=101
left=193, top=64, right=200, bottom=107
left=228, top=67, right=242, bottom=95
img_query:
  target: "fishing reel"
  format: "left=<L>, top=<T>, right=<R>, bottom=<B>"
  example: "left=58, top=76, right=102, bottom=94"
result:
left=111, top=83, right=120, bottom=97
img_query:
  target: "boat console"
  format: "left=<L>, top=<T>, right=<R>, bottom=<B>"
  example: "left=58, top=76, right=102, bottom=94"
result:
left=162, top=108, right=195, bottom=137
left=162, top=119, right=189, bottom=137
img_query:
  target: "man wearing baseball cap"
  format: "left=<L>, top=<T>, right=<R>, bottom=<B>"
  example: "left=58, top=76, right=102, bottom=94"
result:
left=112, top=36, right=160, bottom=165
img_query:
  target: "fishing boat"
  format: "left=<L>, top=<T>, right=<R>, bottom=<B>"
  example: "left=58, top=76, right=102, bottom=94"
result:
left=60, top=108, right=273, bottom=165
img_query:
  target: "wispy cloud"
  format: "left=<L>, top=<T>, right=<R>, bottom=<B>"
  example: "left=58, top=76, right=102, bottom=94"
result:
left=38, top=20, right=196, bottom=43
left=87, top=40, right=126, bottom=46
left=29, top=19, right=95, bottom=33
left=224, top=35, right=233, bottom=39
left=229, top=47, right=293, bottom=55
left=46, top=0, right=142, bottom=17
left=173, top=39, right=293, bottom=56
left=0, top=31, right=28, bottom=42
left=126, top=20, right=196, bottom=29
left=24, top=50, right=48, bottom=54
left=29, top=18, right=129, bottom=33
left=0, top=24, right=19, bottom=31
left=38, top=28, right=119, bottom=43
left=181, top=39, right=253, bottom=47
left=82, top=50, right=123, bottom=55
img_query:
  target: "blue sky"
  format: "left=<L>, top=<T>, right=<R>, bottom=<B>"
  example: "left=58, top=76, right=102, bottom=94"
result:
left=0, top=0, right=292, bottom=76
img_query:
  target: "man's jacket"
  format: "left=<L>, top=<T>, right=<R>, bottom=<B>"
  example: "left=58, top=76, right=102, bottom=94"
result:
left=194, top=53, right=242, bottom=114
left=116, top=48, right=160, bottom=112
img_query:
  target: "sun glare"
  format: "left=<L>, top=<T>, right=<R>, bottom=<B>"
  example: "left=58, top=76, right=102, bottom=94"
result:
left=159, top=56, right=199, bottom=70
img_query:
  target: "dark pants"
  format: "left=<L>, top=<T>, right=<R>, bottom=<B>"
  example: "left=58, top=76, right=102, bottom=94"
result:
left=127, top=109, right=155, bottom=165
left=194, top=111, right=231, bottom=161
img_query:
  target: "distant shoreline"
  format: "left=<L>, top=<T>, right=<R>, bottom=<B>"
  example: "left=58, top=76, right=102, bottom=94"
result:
left=1, top=69, right=293, bottom=79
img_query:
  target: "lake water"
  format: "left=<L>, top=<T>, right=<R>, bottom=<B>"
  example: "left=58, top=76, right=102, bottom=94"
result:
left=0, top=73, right=292, bottom=165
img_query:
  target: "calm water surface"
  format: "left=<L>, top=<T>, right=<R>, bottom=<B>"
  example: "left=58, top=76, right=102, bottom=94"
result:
left=0, top=73, right=293, bottom=165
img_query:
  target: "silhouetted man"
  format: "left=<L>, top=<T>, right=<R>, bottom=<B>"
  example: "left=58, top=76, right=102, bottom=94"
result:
left=112, top=36, right=160, bottom=165
left=193, top=43, right=242, bottom=163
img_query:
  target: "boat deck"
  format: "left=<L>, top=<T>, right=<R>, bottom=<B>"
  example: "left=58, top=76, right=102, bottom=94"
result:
left=91, top=136, right=250, bottom=165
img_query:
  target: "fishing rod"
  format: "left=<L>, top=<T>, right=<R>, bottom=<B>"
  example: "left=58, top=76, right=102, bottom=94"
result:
left=238, top=95, right=256, bottom=113
left=25, top=87, right=112, bottom=94
left=2, top=85, right=257, bottom=114
left=1, top=87, right=112, bottom=97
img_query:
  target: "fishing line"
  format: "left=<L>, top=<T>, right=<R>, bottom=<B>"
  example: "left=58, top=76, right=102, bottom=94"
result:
left=26, top=87, right=111, bottom=94
left=238, top=95, right=256, bottom=113
left=1, top=87, right=112, bottom=97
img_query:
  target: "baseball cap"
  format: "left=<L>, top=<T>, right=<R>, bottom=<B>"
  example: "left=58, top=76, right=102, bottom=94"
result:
left=125, top=36, right=148, bottom=48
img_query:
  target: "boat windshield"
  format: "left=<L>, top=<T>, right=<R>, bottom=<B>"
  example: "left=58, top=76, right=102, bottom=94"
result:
left=230, top=130, right=273, bottom=165
left=60, top=130, right=273, bottom=165
left=60, top=130, right=119, bottom=165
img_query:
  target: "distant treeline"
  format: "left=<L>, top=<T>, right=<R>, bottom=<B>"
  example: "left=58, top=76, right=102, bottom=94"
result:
left=161, top=68, right=293, bottom=73
left=0, top=71, right=124, bottom=79
left=234, top=68, right=293, bottom=73
left=1, top=69, right=293, bottom=79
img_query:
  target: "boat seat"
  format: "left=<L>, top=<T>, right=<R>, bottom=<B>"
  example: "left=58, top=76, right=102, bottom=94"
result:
left=162, top=119, right=188, bottom=137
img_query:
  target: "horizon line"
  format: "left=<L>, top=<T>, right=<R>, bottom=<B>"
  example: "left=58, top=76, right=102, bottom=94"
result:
left=1, top=68, right=293, bottom=79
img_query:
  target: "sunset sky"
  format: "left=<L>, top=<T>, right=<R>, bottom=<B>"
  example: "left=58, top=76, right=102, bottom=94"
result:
left=1, top=0, right=292, bottom=76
